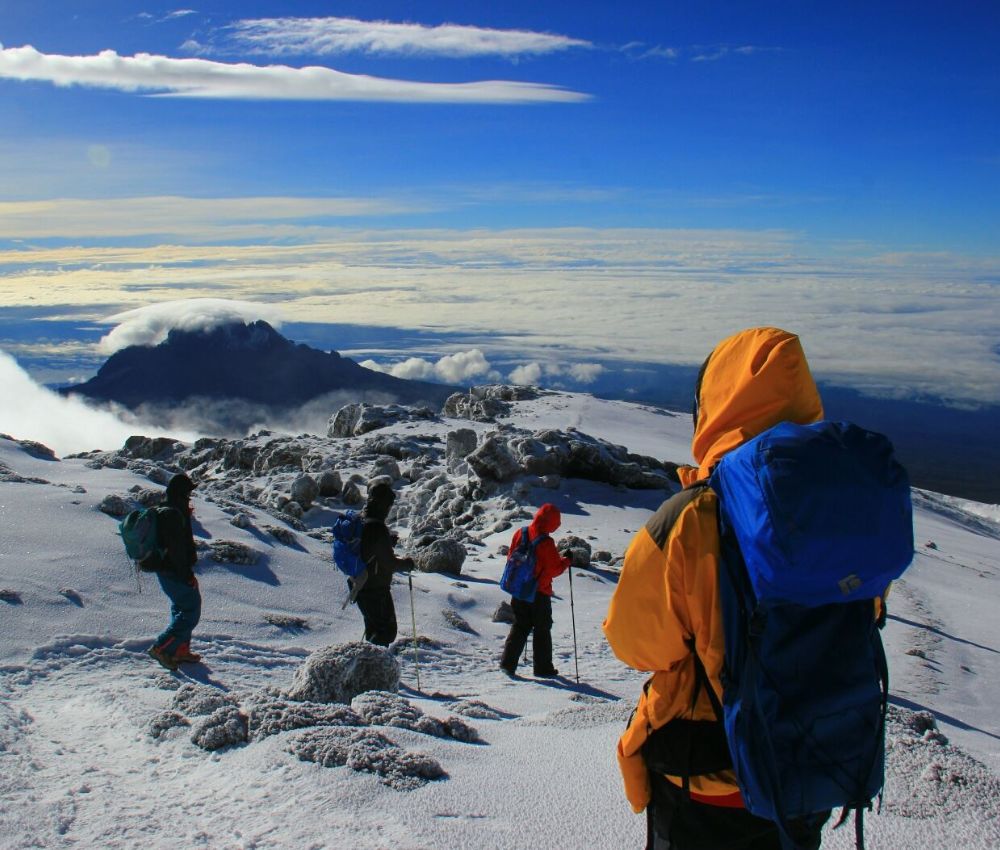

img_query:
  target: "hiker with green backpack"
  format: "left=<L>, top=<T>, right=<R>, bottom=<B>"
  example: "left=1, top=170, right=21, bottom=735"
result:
left=604, top=327, right=913, bottom=850
left=131, top=473, right=202, bottom=670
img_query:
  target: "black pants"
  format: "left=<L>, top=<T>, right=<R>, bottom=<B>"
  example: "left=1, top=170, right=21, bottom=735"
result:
left=355, top=585, right=397, bottom=646
left=500, top=594, right=554, bottom=673
left=647, top=772, right=828, bottom=850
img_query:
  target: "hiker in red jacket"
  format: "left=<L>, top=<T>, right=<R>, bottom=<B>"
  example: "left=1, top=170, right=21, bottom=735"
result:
left=500, top=503, right=571, bottom=677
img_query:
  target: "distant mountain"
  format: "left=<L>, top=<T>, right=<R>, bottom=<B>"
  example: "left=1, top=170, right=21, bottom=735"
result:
left=64, top=320, right=455, bottom=414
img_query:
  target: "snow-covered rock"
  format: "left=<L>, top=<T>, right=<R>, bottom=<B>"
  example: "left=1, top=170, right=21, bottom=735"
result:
left=284, top=642, right=401, bottom=704
left=414, top=538, right=466, bottom=576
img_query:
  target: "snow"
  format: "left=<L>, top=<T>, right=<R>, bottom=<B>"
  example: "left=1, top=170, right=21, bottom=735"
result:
left=1, top=390, right=998, bottom=849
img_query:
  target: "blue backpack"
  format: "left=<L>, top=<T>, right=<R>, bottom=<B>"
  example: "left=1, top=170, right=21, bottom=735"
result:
left=500, top=527, right=549, bottom=602
left=708, top=421, right=913, bottom=848
left=331, top=511, right=366, bottom=578
left=119, top=506, right=173, bottom=572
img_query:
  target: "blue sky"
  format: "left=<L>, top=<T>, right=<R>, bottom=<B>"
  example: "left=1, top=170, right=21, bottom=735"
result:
left=0, top=2, right=999, bottom=407
left=3, top=1, right=998, bottom=247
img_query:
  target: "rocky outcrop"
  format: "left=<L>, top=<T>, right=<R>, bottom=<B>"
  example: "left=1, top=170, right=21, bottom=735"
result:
left=442, top=385, right=540, bottom=422
left=329, top=403, right=438, bottom=438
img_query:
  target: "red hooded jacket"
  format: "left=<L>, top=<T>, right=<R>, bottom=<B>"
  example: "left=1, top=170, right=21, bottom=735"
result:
left=510, top=503, right=570, bottom=597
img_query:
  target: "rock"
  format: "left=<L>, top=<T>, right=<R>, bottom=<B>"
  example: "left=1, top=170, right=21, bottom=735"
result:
left=290, top=474, right=319, bottom=509
left=98, top=494, right=131, bottom=518
left=318, top=469, right=343, bottom=497
left=247, top=699, right=363, bottom=742
left=15, top=439, right=58, bottom=461
left=492, top=600, right=515, bottom=624
left=593, top=550, right=613, bottom=563
left=288, top=727, right=445, bottom=790
left=148, top=711, right=189, bottom=739
left=265, top=525, right=298, bottom=545
left=329, top=403, right=437, bottom=438
left=208, top=540, right=258, bottom=565
left=173, top=684, right=240, bottom=717
left=230, top=512, right=253, bottom=529
left=446, top=429, right=478, bottom=473
left=285, top=642, right=401, bottom=704
left=559, top=535, right=592, bottom=568
left=341, top=481, right=364, bottom=506
left=253, top=441, right=308, bottom=474
left=122, top=435, right=183, bottom=460
left=190, top=705, right=248, bottom=751
left=371, top=456, right=401, bottom=481
left=443, top=385, right=538, bottom=422
left=414, top=538, right=467, bottom=575
left=466, top=435, right=522, bottom=482
left=441, top=609, right=477, bottom=634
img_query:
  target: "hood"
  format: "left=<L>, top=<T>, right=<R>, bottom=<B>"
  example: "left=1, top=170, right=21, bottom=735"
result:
left=529, top=503, right=561, bottom=537
left=681, top=327, right=823, bottom=485
left=165, top=473, right=195, bottom=506
left=363, top=482, right=395, bottom=521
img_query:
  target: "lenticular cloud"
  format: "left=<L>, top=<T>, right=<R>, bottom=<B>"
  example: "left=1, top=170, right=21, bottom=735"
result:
left=0, top=43, right=590, bottom=103
left=98, top=298, right=284, bottom=354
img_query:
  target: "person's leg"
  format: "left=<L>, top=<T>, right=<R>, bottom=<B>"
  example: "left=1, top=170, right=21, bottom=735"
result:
left=648, top=772, right=782, bottom=850
left=531, top=594, right=556, bottom=674
left=377, top=589, right=398, bottom=645
left=358, top=587, right=397, bottom=646
left=500, top=598, right=533, bottom=672
left=154, top=573, right=200, bottom=656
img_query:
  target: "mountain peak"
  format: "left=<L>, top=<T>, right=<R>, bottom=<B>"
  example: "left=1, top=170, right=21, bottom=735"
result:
left=64, top=320, right=454, bottom=429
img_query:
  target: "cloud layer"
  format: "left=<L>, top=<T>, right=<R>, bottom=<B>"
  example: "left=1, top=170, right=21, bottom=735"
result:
left=2, top=228, right=998, bottom=406
left=220, top=16, right=592, bottom=58
left=0, top=44, right=589, bottom=103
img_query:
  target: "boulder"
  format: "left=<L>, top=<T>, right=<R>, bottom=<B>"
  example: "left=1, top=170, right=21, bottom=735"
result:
left=466, top=435, right=521, bottom=482
left=285, top=642, right=401, bottom=704
left=290, top=474, right=319, bottom=509
left=446, top=429, right=478, bottom=472
left=414, top=538, right=467, bottom=576
left=318, top=469, right=343, bottom=497
left=329, top=403, right=437, bottom=438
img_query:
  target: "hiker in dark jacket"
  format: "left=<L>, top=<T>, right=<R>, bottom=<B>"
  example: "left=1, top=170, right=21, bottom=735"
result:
left=147, top=473, right=202, bottom=671
left=354, top=482, right=415, bottom=646
left=500, top=503, right=571, bottom=677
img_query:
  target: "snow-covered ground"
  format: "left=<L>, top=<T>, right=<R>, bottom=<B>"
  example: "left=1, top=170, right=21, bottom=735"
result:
left=1, top=390, right=998, bottom=849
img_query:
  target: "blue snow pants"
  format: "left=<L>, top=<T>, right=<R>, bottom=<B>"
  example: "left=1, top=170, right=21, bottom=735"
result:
left=154, top=573, right=202, bottom=654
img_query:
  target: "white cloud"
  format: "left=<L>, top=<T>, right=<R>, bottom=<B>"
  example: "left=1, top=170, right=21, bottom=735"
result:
left=0, top=349, right=198, bottom=455
left=2, top=229, right=998, bottom=405
left=361, top=348, right=498, bottom=384
left=509, top=362, right=542, bottom=385
left=567, top=362, right=605, bottom=383
left=98, top=298, right=283, bottom=354
left=0, top=44, right=589, bottom=103
left=224, top=16, right=592, bottom=58
left=0, top=196, right=423, bottom=239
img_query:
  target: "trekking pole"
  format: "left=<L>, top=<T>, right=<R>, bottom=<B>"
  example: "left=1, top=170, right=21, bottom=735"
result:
left=568, top=566, right=580, bottom=683
left=407, top=573, right=421, bottom=692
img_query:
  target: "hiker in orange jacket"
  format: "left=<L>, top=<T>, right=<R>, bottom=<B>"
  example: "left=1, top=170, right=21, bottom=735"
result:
left=500, top=503, right=571, bottom=677
left=603, top=328, right=830, bottom=850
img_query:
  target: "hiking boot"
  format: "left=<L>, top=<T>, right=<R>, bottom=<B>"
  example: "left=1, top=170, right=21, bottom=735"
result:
left=148, top=645, right=178, bottom=671
left=500, top=664, right=517, bottom=678
left=534, top=667, right=559, bottom=678
left=174, top=643, right=202, bottom=664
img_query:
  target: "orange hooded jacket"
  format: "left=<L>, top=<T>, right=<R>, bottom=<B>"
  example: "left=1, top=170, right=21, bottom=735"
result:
left=602, top=327, right=824, bottom=813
